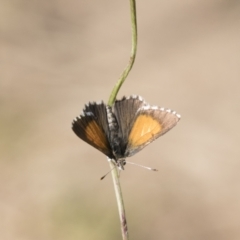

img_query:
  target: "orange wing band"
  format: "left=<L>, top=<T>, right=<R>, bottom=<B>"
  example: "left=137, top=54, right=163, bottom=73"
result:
left=85, top=121, right=109, bottom=151
left=128, top=115, right=162, bottom=146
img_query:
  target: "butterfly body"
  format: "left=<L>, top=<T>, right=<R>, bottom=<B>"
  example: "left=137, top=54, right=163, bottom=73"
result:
left=72, top=95, right=180, bottom=170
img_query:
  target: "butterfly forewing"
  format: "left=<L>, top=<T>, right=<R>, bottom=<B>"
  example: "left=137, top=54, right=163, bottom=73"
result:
left=72, top=102, right=114, bottom=158
left=125, top=106, right=180, bottom=157
left=113, top=95, right=147, bottom=150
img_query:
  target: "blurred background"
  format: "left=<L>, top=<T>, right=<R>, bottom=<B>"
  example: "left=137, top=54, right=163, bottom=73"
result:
left=1, top=0, right=240, bottom=239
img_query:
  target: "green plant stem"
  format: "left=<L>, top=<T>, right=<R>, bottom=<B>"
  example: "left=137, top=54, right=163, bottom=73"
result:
left=108, top=0, right=137, bottom=107
left=107, top=1, right=137, bottom=240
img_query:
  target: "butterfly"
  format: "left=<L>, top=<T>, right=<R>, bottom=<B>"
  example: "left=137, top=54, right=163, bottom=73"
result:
left=72, top=95, right=180, bottom=170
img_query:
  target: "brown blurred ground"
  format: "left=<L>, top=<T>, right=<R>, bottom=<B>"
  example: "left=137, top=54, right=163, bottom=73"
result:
left=1, top=0, right=240, bottom=239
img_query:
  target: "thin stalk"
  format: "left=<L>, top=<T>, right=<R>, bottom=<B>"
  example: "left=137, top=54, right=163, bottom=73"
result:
left=107, top=0, right=138, bottom=240
left=108, top=0, right=137, bottom=107
left=109, top=160, right=128, bottom=240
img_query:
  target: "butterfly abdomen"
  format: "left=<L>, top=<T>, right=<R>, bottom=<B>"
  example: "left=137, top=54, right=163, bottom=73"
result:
left=106, top=105, right=123, bottom=159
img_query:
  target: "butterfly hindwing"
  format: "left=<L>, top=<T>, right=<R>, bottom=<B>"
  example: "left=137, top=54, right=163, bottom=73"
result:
left=72, top=102, right=114, bottom=159
left=125, top=106, right=181, bottom=157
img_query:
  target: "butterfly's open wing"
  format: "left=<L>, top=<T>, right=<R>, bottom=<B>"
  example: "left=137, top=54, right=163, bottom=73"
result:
left=125, top=105, right=181, bottom=157
left=72, top=102, right=114, bottom=159
left=113, top=95, right=147, bottom=154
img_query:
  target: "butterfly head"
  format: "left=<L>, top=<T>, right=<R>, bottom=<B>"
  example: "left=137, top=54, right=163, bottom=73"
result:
left=116, top=158, right=126, bottom=170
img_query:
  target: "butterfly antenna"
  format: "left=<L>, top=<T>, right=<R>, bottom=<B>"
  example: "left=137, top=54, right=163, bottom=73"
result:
left=100, top=166, right=117, bottom=180
left=125, top=161, right=158, bottom=171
